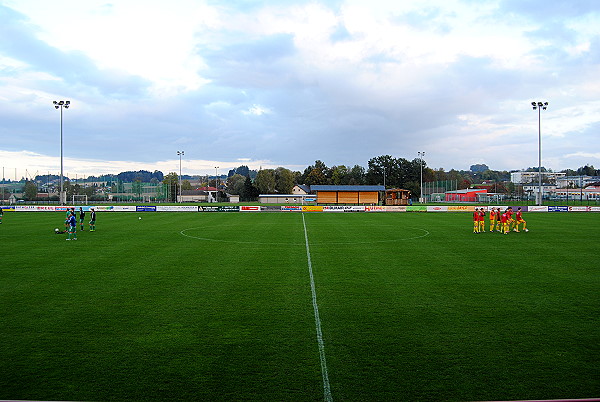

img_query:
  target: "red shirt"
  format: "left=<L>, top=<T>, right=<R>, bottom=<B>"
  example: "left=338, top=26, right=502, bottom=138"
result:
left=516, top=211, right=522, bottom=220
left=501, top=213, right=508, bottom=223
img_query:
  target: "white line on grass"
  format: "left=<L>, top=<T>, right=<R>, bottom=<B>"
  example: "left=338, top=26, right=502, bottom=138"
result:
left=302, top=213, right=333, bottom=402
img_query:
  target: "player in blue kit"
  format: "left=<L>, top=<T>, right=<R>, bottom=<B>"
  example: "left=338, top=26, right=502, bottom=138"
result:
left=66, top=211, right=77, bottom=240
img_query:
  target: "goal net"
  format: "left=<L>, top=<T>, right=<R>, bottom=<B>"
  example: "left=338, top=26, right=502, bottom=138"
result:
left=72, top=195, right=88, bottom=205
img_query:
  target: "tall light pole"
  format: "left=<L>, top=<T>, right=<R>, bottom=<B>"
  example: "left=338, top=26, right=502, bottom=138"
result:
left=214, top=166, right=219, bottom=203
left=418, top=151, right=425, bottom=203
left=532, top=101, right=548, bottom=206
left=53, top=100, right=70, bottom=205
left=177, top=151, right=184, bottom=203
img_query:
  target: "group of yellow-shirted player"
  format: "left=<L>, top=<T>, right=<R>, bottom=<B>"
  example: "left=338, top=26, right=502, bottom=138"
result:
left=473, top=206, right=528, bottom=235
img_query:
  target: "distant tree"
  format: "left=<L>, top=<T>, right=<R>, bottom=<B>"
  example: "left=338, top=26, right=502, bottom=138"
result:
left=132, top=180, right=143, bottom=198
left=162, top=172, right=179, bottom=202
left=348, top=165, right=366, bottom=185
left=577, top=165, right=597, bottom=176
left=470, top=164, right=489, bottom=173
left=254, top=169, right=276, bottom=194
left=23, top=180, right=38, bottom=200
left=241, top=176, right=259, bottom=201
left=330, top=165, right=349, bottom=185
left=226, top=174, right=246, bottom=195
left=301, top=160, right=330, bottom=185
left=182, top=180, right=192, bottom=191
left=274, top=167, right=295, bottom=193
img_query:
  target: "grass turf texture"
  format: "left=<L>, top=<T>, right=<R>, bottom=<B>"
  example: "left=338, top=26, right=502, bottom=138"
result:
left=0, top=212, right=598, bottom=401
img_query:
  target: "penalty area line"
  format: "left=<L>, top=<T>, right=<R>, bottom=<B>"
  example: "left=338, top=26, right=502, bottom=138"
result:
left=302, top=213, right=333, bottom=402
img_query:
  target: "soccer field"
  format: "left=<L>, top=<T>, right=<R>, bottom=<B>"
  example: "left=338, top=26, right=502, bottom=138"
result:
left=0, top=211, right=598, bottom=401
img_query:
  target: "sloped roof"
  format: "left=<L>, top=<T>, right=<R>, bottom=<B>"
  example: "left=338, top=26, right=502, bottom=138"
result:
left=310, top=185, right=385, bottom=192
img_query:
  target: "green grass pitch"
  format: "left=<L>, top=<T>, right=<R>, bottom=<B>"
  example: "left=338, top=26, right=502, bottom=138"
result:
left=0, top=211, right=598, bottom=401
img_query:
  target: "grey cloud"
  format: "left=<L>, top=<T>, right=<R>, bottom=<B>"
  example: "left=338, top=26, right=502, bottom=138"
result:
left=200, top=33, right=297, bottom=88
left=0, top=4, right=150, bottom=98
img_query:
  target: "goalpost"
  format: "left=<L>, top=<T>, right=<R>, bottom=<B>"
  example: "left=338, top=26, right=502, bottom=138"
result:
left=72, top=194, right=88, bottom=205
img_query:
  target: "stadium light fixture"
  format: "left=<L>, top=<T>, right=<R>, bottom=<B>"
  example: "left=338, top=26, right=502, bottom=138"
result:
left=418, top=151, right=425, bottom=203
left=53, top=100, right=70, bottom=205
left=215, top=166, right=219, bottom=203
left=532, top=101, right=548, bottom=205
left=177, top=151, right=184, bottom=203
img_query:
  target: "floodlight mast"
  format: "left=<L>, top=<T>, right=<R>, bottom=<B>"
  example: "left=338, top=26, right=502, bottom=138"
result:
left=53, top=100, right=70, bottom=205
left=418, top=151, right=425, bottom=203
left=177, top=151, right=184, bottom=203
left=531, top=101, right=548, bottom=206
left=214, top=166, right=219, bottom=203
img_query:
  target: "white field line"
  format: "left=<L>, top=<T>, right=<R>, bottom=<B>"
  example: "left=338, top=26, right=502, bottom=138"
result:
left=302, top=213, right=333, bottom=402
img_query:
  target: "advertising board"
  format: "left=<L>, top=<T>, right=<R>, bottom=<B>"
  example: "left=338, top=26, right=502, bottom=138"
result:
left=591, top=207, right=600, bottom=212
left=406, top=206, right=427, bottom=212
left=281, top=206, right=302, bottom=211
left=302, top=206, right=323, bottom=212
left=365, top=206, right=386, bottom=212
left=447, top=206, right=475, bottom=212
left=136, top=206, right=157, bottom=212
left=548, top=206, right=569, bottom=212
left=240, top=206, right=261, bottom=212
left=109, top=206, right=134, bottom=211
left=385, top=206, right=407, bottom=212
left=568, top=206, right=590, bottom=212
left=323, top=206, right=365, bottom=212
left=528, top=206, right=548, bottom=212
left=156, top=206, right=199, bottom=212
left=427, top=206, right=448, bottom=212
left=199, top=206, right=239, bottom=212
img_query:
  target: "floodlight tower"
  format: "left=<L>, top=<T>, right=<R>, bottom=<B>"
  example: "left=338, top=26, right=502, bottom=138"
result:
left=214, top=166, right=219, bottom=203
left=177, top=151, right=184, bottom=203
left=418, top=151, right=425, bottom=203
left=531, top=101, right=548, bottom=205
left=53, top=100, right=70, bottom=205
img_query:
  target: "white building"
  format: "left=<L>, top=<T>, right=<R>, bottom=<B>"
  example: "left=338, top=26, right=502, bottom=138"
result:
left=510, top=171, right=566, bottom=184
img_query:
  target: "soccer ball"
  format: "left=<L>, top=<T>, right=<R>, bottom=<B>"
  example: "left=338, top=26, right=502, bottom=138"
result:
left=54, top=228, right=59, bottom=233
left=138, top=217, right=142, bottom=220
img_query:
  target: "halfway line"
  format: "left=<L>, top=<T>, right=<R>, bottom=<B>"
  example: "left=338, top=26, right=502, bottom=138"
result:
left=302, top=213, right=333, bottom=402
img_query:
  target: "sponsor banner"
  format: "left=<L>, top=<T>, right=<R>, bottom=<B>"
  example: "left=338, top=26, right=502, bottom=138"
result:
left=107, top=206, right=130, bottom=211
left=528, top=205, right=548, bottom=212
left=365, top=206, right=386, bottom=212
left=261, top=206, right=282, bottom=212
left=0, top=206, right=15, bottom=211
left=199, top=206, right=239, bottom=212
left=569, top=206, right=590, bottom=212
left=590, top=206, right=600, bottom=212
left=385, top=206, right=407, bottom=212
left=136, top=206, right=157, bottom=212
left=281, top=206, right=302, bottom=211
left=156, top=205, right=199, bottom=212
left=447, top=205, right=475, bottom=212
left=302, top=205, right=323, bottom=212
left=548, top=206, right=569, bottom=212
left=427, top=206, right=448, bottom=212
left=240, top=206, right=261, bottom=212
left=14, top=205, right=37, bottom=211
left=406, top=206, right=427, bottom=212
left=323, top=206, right=366, bottom=212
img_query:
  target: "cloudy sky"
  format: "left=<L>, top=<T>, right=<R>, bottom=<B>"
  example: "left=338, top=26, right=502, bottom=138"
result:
left=0, top=0, right=599, bottom=179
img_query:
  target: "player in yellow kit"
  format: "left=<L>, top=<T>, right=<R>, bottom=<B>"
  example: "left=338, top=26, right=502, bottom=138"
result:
left=514, top=207, right=528, bottom=232
left=489, top=207, right=496, bottom=232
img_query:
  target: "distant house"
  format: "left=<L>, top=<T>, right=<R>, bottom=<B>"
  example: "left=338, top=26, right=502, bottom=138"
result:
left=445, top=189, right=488, bottom=202
left=292, top=185, right=310, bottom=195
left=310, top=185, right=385, bottom=205
left=179, top=190, right=210, bottom=203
